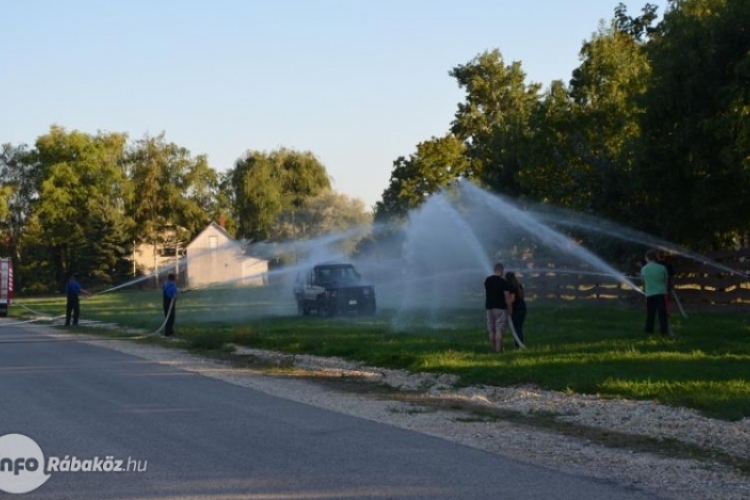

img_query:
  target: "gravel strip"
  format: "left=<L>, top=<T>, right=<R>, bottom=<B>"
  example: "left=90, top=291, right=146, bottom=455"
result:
left=42, top=328, right=750, bottom=500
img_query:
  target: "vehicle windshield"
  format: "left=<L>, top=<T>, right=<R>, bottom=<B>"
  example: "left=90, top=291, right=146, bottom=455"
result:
left=315, top=266, right=359, bottom=282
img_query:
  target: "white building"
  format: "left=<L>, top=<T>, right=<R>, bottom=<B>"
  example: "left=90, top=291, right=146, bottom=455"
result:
left=185, top=222, right=268, bottom=288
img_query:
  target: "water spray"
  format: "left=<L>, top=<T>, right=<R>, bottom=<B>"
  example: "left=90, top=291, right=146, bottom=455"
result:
left=457, top=182, right=645, bottom=296
left=534, top=206, right=750, bottom=280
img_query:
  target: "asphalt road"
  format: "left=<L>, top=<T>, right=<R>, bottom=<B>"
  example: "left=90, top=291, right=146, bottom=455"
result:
left=0, top=323, right=659, bottom=500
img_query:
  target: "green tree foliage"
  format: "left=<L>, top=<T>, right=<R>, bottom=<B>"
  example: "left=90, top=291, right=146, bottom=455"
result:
left=181, top=153, right=221, bottom=234
left=374, top=134, right=468, bottom=223
left=272, top=189, right=371, bottom=242
left=228, top=149, right=330, bottom=241
left=0, top=143, right=36, bottom=263
left=22, top=126, right=133, bottom=289
left=521, top=6, right=655, bottom=221
left=566, top=15, right=653, bottom=220
left=639, top=0, right=750, bottom=249
left=215, top=171, right=239, bottom=236
left=449, top=49, right=541, bottom=197
left=231, top=153, right=281, bottom=242
left=6, top=0, right=750, bottom=289
left=271, top=189, right=372, bottom=258
left=614, top=2, right=659, bottom=40
left=519, top=80, right=580, bottom=206
left=126, top=133, right=218, bottom=260
left=1, top=130, right=223, bottom=290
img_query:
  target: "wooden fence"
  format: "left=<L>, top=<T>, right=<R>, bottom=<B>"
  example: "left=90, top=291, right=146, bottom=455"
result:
left=519, top=248, right=750, bottom=305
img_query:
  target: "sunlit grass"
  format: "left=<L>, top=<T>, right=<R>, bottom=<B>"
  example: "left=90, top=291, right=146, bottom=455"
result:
left=12, top=289, right=750, bottom=420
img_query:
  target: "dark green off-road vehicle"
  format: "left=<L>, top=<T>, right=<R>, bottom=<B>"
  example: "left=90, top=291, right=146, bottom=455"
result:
left=293, top=262, right=376, bottom=317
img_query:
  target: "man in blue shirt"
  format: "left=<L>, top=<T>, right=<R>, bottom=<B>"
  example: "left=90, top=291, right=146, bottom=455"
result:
left=65, top=274, right=90, bottom=326
left=162, top=273, right=179, bottom=337
left=641, top=250, right=669, bottom=336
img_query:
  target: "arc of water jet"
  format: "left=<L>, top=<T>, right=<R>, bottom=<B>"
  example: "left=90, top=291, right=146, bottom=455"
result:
left=536, top=209, right=750, bottom=280
left=523, top=268, right=638, bottom=279
left=457, top=182, right=645, bottom=296
left=426, top=196, right=493, bottom=275
left=248, top=225, right=373, bottom=261
left=519, top=269, right=647, bottom=295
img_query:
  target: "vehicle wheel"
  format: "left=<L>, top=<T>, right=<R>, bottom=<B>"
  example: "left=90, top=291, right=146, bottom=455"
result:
left=317, top=298, right=334, bottom=317
left=297, top=299, right=310, bottom=316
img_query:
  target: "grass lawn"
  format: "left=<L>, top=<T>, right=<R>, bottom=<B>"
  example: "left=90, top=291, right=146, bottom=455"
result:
left=12, top=285, right=750, bottom=421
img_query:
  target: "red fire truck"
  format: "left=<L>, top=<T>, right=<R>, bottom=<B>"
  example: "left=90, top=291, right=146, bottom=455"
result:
left=0, top=257, right=13, bottom=317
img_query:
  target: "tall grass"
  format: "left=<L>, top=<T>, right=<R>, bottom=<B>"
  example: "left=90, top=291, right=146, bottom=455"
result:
left=15, top=289, right=750, bottom=421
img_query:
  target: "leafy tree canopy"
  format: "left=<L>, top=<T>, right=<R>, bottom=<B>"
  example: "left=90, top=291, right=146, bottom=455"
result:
left=229, top=148, right=330, bottom=241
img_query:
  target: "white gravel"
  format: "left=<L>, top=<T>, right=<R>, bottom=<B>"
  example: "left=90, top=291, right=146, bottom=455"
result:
left=47, top=329, right=750, bottom=500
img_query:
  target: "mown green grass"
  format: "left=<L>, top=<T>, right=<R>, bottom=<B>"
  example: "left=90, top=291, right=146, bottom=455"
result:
left=14, top=287, right=750, bottom=421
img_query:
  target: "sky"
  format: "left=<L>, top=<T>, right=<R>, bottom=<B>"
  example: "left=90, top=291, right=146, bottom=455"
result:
left=1, top=0, right=665, bottom=210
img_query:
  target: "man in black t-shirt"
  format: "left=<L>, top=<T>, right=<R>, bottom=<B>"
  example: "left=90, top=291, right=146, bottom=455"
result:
left=484, top=262, right=514, bottom=353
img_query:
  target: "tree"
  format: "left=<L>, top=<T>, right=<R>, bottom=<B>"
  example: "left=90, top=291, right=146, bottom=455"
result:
left=271, top=189, right=372, bottom=255
left=215, top=170, right=239, bottom=236
left=565, top=13, right=654, bottom=220
left=449, top=49, right=542, bottom=197
left=180, top=153, right=221, bottom=236
left=519, top=4, right=656, bottom=224
left=638, top=0, right=750, bottom=249
left=230, top=153, right=283, bottom=242
left=23, top=126, right=133, bottom=289
left=614, top=2, right=659, bottom=40
left=0, top=143, right=37, bottom=266
left=519, top=80, right=581, bottom=206
left=375, top=134, right=468, bottom=223
left=228, top=148, right=330, bottom=241
left=126, top=133, right=218, bottom=277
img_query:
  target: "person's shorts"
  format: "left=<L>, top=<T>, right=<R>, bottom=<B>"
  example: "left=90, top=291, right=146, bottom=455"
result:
left=486, top=308, right=509, bottom=335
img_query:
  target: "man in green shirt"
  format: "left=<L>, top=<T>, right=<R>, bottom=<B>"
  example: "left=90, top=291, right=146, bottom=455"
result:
left=641, top=249, right=669, bottom=335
